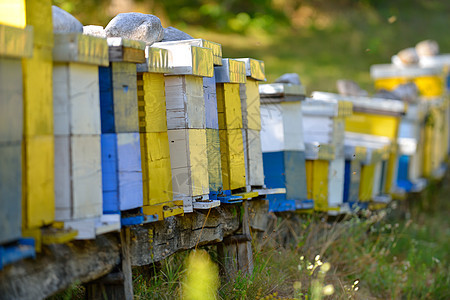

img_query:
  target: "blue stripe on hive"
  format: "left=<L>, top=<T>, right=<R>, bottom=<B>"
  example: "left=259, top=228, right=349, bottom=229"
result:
left=99, top=66, right=115, bottom=133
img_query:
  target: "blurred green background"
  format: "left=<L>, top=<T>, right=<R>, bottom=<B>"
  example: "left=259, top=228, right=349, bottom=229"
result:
left=54, top=0, right=450, bottom=93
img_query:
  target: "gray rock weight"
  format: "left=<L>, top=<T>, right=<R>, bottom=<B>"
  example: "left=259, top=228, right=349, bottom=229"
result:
left=105, top=13, right=164, bottom=45
left=52, top=6, right=83, bottom=33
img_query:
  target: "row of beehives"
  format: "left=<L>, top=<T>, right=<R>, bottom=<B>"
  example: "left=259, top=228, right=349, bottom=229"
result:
left=2, top=2, right=450, bottom=270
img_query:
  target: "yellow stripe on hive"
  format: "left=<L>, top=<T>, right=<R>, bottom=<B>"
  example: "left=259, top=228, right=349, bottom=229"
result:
left=345, top=112, right=400, bottom=140
left=219, top=129, right=246, bottom=190
left=189, top=129, right=210, bottom=195
left=245, top=79, right=262, bottom=130
left=216, top=83, right=243, bottom=130
left=374, top=76, right=444, bottom=98
left=22, top=134, right=54, bottom=229
left=311, top=160, right=329, bottom=212
left=140, top=132, right=173, bottom=206
left=138, top=72, right=167, bottom=132
left=359, top=164, right=375, bottom=202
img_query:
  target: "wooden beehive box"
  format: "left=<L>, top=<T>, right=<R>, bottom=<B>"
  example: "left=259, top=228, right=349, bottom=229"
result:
left=312, top=91, right=407, bottom=196
left=259, top=83, right=311, bottom=212
left=150, top=41, right=217, bottom=212
left=0, top=23, right=32, bottom=248
left=236, top=58, right=266, bottom=188
left=215, top=58, right=247, bottom=192
left=301, top=98, right=352, bottom=213
left=136, top=46, right=183, bottom=220
left=53, top=33, right=120, bottom=238
left=371, top=64, right=447, bottom=179
left=98, top=37, right=145, bottom=225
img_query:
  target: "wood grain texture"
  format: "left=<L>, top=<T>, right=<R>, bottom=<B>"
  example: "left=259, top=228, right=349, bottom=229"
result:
left=284, top=151, right=308, bottom=201
left=54, top=135, right=103, bottom=221
left=327, top=158, right=345, bottom=208
left=168, top=129, right=209, bottom=198
left=137, top=73, right=167, bottom=133
left=306, top=160, right=329, bottom=211
left=216, top=83, right=243, bottom=130
left=131, top=205, right=240, bottom=266
left=22, top=46, right=53, bottom=137
left=0, top=233, right=120, bottom=300
left=245, top=129, right=265, bottom=186
left=140, top=132, right=173, bottom=206
left=206, top=128, right=222, bottom=192
left=53, top=63, right=101, bottom=135
left=219, top=129, right=246, bottom=190
left=25, top=0, right=53, bottom=48
left=0, top=58, right=23, bottom=143
left=117, top=132, right=143, bottom=210
left=22, top=134, right=55, bottom=229
left=204, top=75, right=219, bottom=129
left=99, top=62, right=139, bottom=133
left=359, top=164, right=375, bottom=202
left=0, top=142, right=22, bottom=244
left=240, top=79, right=261, bottom=130
left=165, top=75, right=206, bottom=129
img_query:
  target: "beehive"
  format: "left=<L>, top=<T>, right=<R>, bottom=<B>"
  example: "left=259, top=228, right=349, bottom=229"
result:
left=136, top=46, right=184, bottom=220
left=0, top=22, right=32, bottom=247
left=215, top=59, right=247, bottom=191
left=260, top=83, right=311, bottom=212
left=312, top=91, right=406, bottom=196
left=53, top=33, right=120, bottom=239
left=371, top=64, right=447, bottom=179
left=152, top=41, right=217, bottom=212
left=302, top=97, right=353, bottom=213
left=236, top=58, right=266, bottom=188
left=99, top=38, right=145, bottom=225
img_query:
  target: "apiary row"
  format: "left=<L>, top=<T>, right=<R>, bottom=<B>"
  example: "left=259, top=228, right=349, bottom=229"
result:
left=1, top=0, right=449, bottom=271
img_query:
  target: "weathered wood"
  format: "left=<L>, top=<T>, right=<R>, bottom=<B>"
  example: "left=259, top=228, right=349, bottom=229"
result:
left=130, top=205, right=240, bottom=266
left=0, top=234, right=121, bottom=300
left=85, top=229, right=133, bottom=300
left=237, top=201, right=253, bottom=275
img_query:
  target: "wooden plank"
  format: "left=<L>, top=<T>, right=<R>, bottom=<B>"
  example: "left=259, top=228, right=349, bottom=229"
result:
left=165, top=75, right=206, bottom=129
left=0, top=234, right=120, bottom=299
left=204, top=75, right=219, bottom=129
left=284, top=150, right=308, bottom=201
left=117, top=132, right=143, bottom=211
left=140, top=132, right=173, bottom=206
left=22, top=134, right=54, bottom=229
left=25, top=0, right=53, bottom=48
left=327, top=158, right=345, bottom=209
left=54, top=135, right=103, bottom=221
left=359, top=164, right=375, bottom=202
left=131, top=205, right=240, bottom=266
left=0, top=142, right=22, bottom=244
left=138, top=73, right=167, bottom=133
left=99, top=62, right=139, bottom=133
left=219, top=129, right=246, bottom=190
left=240, top=79, right=261, bottom=130
left=349, top=160, right=361, bottom=203
left=101, top=133, right=119, bottom=213
left=23, top=46, right=53, bottom=137
left=168, top=129, right=209, bottom=209
left=53, top=63, right=101, bottom=135
left=310, top=160, right=329, bottom=212
left=346, top=112, right=400, bottom=140
left=206, top=128, right=222, bottom=192
left=0, top=58, right=23, bottom=143
left=260, top=103, right=285, bottom=152
left=216, top=83, right=243, bottom=130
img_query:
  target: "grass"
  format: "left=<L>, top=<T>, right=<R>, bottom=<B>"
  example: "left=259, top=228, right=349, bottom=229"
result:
left=128, top=172, right=450, bottom=299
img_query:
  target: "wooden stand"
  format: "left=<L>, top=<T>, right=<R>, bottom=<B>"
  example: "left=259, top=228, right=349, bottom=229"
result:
left=85, top=228, right=133, bottom=300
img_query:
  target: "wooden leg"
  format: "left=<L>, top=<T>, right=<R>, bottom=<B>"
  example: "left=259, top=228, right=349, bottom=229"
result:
left=85, top=228, right=133, bottom=300
left=217, top=201, right=253, bottom=278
